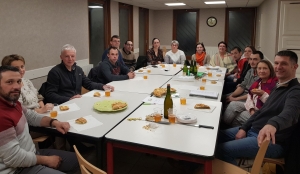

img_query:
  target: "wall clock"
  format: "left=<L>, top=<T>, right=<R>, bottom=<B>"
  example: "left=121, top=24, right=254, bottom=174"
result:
left=207, top=16, right=217, bottom=27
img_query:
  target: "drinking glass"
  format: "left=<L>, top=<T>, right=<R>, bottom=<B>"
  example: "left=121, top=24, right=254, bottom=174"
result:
left=168, top=108, right=176, bottom=123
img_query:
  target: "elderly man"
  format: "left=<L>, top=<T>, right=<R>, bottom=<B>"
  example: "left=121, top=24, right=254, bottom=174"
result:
left=45, top=44, right=114, bottom=104
left=121, top=40, right=136, bottom=71
left=98, top=47, right=135, bottom=84
left=216, top=50, right=300, bottom=165
left=101, top=35, right=126, bottom=66
left=0, top=66, right=78, bottom=174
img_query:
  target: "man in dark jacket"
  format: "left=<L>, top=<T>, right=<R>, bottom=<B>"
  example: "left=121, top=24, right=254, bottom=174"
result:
left=98, top=47, right=135, bottom=84
left=216, top=50, right=300, bottom=165
left=45, top=44, right=114, bottom=104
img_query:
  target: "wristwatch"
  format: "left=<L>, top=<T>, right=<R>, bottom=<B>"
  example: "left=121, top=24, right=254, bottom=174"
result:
left=50, top=119, right=57, bottom=127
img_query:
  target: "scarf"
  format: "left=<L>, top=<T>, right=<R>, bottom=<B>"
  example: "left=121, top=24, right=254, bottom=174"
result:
left=248, top=77, right=278, bottom=109
left=195, top=52, right=206, bottom=66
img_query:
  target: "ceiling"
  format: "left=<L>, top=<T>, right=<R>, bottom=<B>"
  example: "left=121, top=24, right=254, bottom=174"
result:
left=113, top=0, right=265, bottom=10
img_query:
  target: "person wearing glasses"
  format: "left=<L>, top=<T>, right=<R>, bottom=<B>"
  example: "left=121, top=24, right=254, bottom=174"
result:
left=101, top=35, right=126, bottom=67
left=121, top=40, right=136, bottom=71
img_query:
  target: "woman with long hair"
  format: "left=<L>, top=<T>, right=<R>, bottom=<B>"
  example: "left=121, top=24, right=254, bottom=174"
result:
left=191, top=42, right=210, bottom=66
left=146, top=38, right=164, bottom=65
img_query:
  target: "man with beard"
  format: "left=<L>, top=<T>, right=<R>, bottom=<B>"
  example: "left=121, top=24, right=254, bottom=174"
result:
left=0, top=66, right=78, bottom=173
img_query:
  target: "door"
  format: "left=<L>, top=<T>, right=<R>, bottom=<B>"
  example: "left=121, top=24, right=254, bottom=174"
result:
left=139, top=8, right=149, bottom=56
left=278, top=1, right=300, bottom=77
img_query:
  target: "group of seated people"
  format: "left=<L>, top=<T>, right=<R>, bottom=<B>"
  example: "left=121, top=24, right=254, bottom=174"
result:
left=0, top=32, right=299, bottom=173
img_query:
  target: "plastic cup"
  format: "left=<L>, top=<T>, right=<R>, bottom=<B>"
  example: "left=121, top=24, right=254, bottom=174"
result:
left=105, top=89, right=111, bottom=97
left=50, top=110, right=57, bottom=118
left=208, top=70, right=212, bottom=77
left=200, top=86, right=205, bottom=90
left=180, top=98, right=186, bottom=105
left=168, top=108, right=176, bottom=124
left=173, top=63, right=177, bottom=67
left=147, top=69, right=151, bottom=73
left=202, top=78, right=207, bottom=83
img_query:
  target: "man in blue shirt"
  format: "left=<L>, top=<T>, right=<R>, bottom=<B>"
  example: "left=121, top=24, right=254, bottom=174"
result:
left=101, top=35, right=126, bottom=66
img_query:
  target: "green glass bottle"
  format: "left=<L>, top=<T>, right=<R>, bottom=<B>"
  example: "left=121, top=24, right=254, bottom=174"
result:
left=183, top=60, right=188, bottom=76
left=193, top=60, right=197, bottom=75
left=164, top=84, right=173, bottom=119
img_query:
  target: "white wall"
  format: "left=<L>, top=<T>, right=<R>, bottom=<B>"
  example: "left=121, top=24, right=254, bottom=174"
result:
left=110, top=1, right=119, bottom=36
left=152, top=10, right=173, bottom=48
left=199, top=9, right=226, bottom=47
left=0, top=0, right=89, bottom=70
left=256, top=0, right=279, bottom=61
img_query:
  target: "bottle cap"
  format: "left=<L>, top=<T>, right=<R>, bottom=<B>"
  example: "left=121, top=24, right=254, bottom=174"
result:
left=187, top=66, right=190, bottom=68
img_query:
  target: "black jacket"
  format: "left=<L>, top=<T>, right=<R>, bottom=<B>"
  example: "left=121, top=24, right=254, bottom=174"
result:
left=97, top=59, right=129, bottom=84
left=241, top=78, right=300, bottom=144
left=45, top=62, right=104, bottom=104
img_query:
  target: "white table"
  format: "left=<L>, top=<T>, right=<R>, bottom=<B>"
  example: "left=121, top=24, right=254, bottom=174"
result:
left=107, top=74, right=173, bottom=94
left=31, top=90, right=149, bottom=167
left=161, top=79, right=224, bottom=102
left=106, top=99, right=222, bottom=174
left=135, top=64, right=182, bottom=76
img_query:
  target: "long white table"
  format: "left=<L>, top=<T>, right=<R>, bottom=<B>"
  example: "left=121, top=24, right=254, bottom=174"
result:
left=106, top=98, right=222, bottom=174
left=161, top=78, right=224, bottom=101
left=31, top=90, right=149, bottom=167
left=107, top=74, right=173, bottom=94
left=135, top=64, right=182, bottom=76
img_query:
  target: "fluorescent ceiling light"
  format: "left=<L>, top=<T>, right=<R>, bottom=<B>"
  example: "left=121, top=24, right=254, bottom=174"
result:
left=204, top=1, right=226, bottom=4
left=165, top=3, right=186, bottom=6
left=88, top=6, right=103, bottom=8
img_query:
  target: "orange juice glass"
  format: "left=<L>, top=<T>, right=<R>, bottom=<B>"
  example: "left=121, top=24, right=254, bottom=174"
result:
left=180, top=98, right=186, bottom=105
left=200, top=86, right=205, bottom=90
left=147, top=69, right=151, bottom=73
left=50, top=110, right=57, bottom=118
left=202, top=78, right=207, bottom=83
left=154, top=114, right=162, bottom=122
left=168, top=114, right=176, bottom=123
left=173, top=63, right=177, bottom=67
left=143, top=75, right=148, bottom=79
left=208, top=71, right=212, bottom=77
left=162, top=64, right=165, bottom=68
left=105, top=89, right=111, bottom=97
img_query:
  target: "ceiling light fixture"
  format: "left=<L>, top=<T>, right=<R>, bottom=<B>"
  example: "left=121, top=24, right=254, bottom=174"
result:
left=204, top=1, right=226, bottom=4
left=88, top=6, right=103, bottom=8
left=165, top=3, right=186, bottom=6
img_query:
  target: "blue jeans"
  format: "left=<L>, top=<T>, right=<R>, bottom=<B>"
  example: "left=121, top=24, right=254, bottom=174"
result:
left=215, top=127, right=284, bottom=165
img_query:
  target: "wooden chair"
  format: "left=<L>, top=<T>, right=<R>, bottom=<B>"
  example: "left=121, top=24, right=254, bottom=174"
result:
left=263, top=158, right=285, bottom=171
left=212, top=139, right=270, bottom=174
left=73, top=145, right=107, bottom=174
left=81, top=87, right=90, bottom=95
left=32, top=136, right=49, bottom=150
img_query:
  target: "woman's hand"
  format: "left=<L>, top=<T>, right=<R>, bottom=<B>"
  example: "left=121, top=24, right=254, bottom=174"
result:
left=251, top=89, right=265, bottom=96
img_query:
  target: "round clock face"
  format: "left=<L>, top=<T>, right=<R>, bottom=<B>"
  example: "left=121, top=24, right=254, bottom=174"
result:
left=207, top=17, right=217, bottom=27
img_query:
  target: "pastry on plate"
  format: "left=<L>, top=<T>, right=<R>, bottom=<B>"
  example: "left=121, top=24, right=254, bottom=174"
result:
left=75, top=117, right=87, bottom=124
left=94, top=92, right=101, bottom=97
left=112, top=102, right=127, bottom=110
left=153, top=88, right=166, bottom=98
left=211, top=80, right=217, bottom=84
left=59, top=105, right=69, bottom=111
left=145, top=115, right=155, bottom=121
left=194, top=104, right=210, bottom=109
left=138, top=70, right=143, bottom=72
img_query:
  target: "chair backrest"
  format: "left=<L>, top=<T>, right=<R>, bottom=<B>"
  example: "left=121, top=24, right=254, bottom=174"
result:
left=135, top=56, right=148, bottom=70
left=38, top=82, right=48, bottom=103
left=212, top=139, right=270, bottom=174
left=88, top=65, right=101, bottom=83
left=251, top=139, right=270, bottom=174
left=73, top=145, right=107, bottom=174
left=80, top=164, right=91, bottom=174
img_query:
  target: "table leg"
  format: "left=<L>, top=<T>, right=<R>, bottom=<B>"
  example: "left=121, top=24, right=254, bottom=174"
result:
left=204, top=160, right=212, bottom=174
left=96, top=140, right=103, bottom=168
left=107, top=141, right=114, bottom=174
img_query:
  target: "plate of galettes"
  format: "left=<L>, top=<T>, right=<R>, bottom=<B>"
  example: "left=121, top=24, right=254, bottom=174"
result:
left=93, top=100, right=128, bottom=112
left=152, top=87, right=177, bottom=98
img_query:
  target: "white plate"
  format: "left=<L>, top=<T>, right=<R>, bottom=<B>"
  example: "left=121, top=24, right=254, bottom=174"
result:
left=177, top=114, right=197, bottom=124
left=207, top=78, right=219, bottom=81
